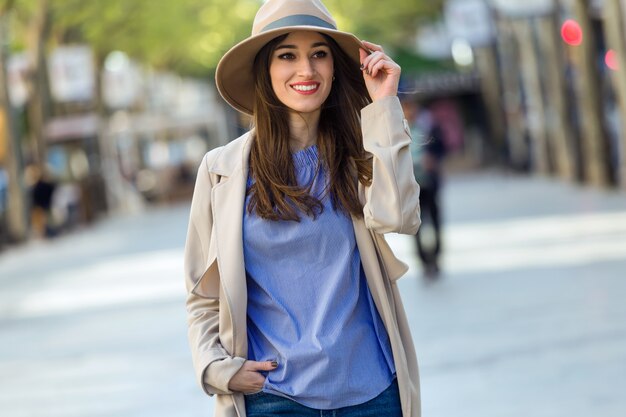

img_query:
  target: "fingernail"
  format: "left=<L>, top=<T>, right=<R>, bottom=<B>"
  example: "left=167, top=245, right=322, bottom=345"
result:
left=271, top=361, right=278, bottom=367
left=360, top=64, right=364, bottom=70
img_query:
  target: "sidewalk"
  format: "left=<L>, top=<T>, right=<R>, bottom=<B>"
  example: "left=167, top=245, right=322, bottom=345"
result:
left=0, top=171, right=625, bottom=417
left=390, top=171, right=626, bottom=417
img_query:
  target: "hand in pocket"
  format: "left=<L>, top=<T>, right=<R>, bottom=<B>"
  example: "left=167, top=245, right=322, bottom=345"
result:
left=228, top=360, right=277, bottom=394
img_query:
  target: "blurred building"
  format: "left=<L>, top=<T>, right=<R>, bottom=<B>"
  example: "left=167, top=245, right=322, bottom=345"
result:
left=407, top=0, right=626, bottom=189
left=100, top=59, right=233, bottom=211
left=0, top=44, right=234, bottom=245
left=3, top=0, right=626, bottom=246
left=488, top=0, right=623, bottom=187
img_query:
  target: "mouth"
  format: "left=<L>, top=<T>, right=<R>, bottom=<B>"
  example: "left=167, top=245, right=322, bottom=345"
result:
left=290, top=82, right=320, bottom=95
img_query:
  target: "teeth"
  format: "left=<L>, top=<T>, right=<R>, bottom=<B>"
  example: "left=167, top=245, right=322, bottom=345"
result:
left=292, top=84, right=318, bottom=91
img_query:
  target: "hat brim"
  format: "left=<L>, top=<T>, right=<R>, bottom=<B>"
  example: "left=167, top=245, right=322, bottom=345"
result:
left=215, top=26, right=365, bottom=115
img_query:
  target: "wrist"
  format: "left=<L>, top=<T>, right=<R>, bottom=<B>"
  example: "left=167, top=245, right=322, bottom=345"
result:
left=372, top=92, right=398, bottom=102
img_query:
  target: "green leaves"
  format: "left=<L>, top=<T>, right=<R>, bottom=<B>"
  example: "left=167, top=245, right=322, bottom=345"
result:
left=9, top=0, right=441, bottom=75
left=326, top=0, right=441, bottom=46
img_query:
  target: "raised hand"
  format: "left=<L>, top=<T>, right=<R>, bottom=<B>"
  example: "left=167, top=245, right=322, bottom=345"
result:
left=359, top=40, right=401, bottom=102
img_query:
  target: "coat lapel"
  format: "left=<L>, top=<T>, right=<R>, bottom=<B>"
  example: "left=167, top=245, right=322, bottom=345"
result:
left=209, top=134, right=253, bottom=358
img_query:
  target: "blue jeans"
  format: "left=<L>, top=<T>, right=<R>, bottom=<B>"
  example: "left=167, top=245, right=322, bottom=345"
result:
left=244, top=379, right=402, bottom=417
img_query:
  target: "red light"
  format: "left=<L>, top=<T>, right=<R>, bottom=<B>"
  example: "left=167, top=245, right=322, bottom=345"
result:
left=561, top=19, right=583, bottom=46
left=606, top=49, right=619, bottom=71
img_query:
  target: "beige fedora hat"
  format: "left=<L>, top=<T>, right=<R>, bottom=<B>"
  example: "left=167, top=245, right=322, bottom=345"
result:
left=215, top=0, right=364, bottom=115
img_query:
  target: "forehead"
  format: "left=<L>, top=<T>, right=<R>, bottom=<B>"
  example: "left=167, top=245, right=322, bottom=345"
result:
left=281, top=31, right=327, bottom=45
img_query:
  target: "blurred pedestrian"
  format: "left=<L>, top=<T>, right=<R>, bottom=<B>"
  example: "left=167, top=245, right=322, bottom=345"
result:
left=29, top=165, right=57, bottom=238
left=183, top=1, right=421, bottom=416
left=402, top=98, right=446, bottom=279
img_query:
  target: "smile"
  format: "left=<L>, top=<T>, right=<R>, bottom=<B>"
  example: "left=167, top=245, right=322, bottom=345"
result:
left=291, top=82, right=320, bottom=94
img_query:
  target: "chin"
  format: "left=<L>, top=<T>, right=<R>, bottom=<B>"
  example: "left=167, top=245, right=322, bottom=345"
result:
left=292, top=106, right=322, bottom=114
left=284, top=94, right=329, bottom=113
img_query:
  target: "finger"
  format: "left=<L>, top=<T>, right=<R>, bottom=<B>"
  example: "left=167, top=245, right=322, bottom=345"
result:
left=362, top=51, right=387, bottom=75
left=366, top=53, right=394, bottom=77
left=359, top=48, right=369, bottom=68
left=363, top=51, right=385, bottom=70
left=361, top=50, right=375, bottom=69
left=247, top=360, right=278, bottom=371
left=371, top=59, right=398, bottom=78
left=370, top=60, right=386, bottom=78
left=361, top=40, right=384, bottom=53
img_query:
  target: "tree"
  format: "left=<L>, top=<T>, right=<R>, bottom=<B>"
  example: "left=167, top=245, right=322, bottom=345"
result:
left=10, top=0, right=442, bottom=76
left=326, top=0, right=442, bottom=47
left=1, top=0, right=28, bottom=242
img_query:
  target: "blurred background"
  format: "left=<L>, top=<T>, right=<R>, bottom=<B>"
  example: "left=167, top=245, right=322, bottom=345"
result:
left=0, top=0, right=625, bottom=416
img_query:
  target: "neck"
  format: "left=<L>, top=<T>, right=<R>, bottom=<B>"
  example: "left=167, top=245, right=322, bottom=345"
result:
left=288, top=110, right=320, bottom=152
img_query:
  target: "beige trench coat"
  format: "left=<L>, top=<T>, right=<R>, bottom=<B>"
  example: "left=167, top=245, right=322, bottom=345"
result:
left=184, top=96, right=421, bottom=417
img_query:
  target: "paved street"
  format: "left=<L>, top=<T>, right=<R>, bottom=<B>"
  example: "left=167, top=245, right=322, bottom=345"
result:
left=1, top=171, right=625, bottom=417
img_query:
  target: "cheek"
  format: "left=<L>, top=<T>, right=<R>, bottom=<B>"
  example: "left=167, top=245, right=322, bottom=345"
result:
left=321, top=62, right=334, bottom=89
left=321, top=64, right=334, bottom=92
left=320, top=60, right=334, bottom=79
left=269, top=64, right=284, bottom=89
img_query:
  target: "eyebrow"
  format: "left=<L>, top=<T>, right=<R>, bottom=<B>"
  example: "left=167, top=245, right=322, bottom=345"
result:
left=275, top=42, right=329, bottom=51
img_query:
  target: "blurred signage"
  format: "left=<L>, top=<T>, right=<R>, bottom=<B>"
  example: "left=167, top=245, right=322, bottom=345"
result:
left=174, top=79, right=214, bottom=118
left=102, top=51, right=142, bottom=109
left=48, top=45, right=95, bottom=103
left=7, top=53, right=30, bottom=108
left=444, top=0, right=494, bottom=47
left=145, top=71, right=180, bottom=112
left=416, top=22, right=453, bottom=60
left=489, top=0, right=555, bottom=17
left=44, top=113, right=100, bottom=142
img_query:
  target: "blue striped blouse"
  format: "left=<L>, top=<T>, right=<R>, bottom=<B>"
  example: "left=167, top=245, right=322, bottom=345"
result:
left=242, top=145, right=396, bottom=409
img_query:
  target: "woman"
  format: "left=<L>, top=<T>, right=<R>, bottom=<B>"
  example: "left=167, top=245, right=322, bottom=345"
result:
left=184, top=0, right=421, bottom=416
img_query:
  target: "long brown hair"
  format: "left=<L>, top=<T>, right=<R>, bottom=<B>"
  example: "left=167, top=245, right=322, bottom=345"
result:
left=247, top=33, right=372, bottom=221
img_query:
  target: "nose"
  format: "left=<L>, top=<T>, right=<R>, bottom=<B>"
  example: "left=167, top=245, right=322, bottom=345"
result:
left=297, top=58, right=315, bottom=78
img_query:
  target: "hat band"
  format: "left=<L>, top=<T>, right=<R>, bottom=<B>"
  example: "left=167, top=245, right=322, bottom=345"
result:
left=260, top=14, right=336, bottom=33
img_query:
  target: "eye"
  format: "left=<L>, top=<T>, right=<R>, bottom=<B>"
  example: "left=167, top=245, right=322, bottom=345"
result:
left=312, top=50, right=328, bottom=59
left=277, top=52, right=295, bottom=60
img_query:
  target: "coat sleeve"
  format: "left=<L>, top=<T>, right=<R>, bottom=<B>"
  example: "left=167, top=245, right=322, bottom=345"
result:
left=360, top=95, right=421, bottom=235
left=184, top=151, right=246, bottom=396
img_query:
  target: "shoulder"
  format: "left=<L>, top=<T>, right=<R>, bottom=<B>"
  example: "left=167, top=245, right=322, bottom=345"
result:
left=202, top=131, right=253, bottom=175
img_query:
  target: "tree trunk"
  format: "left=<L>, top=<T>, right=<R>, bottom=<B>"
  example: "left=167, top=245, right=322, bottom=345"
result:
left=603, top=0, right=626, bottom=188
left=0, top=5, right=28, bottom=242
left=536, top=13, right=576, bottom=180
left=473, top=45, right=507, bottom=164
left=495, top=16, right=529, bottom=171
left=26, top=0, right=52, bottom=169
left=513, top=18, right=550, bottom=175
left=572, top=0, right=612, bottom=186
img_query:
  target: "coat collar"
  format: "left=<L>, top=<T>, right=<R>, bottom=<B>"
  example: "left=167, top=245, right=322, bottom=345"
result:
left=207, top=131, right=254, bottom=178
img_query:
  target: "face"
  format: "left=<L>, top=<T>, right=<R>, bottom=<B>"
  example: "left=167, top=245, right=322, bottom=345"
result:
left=269, top=31, right=334, bottom=116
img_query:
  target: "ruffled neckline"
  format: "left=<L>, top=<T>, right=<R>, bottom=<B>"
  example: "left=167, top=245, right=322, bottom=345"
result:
left=292, top=145, right=319, bottom=168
